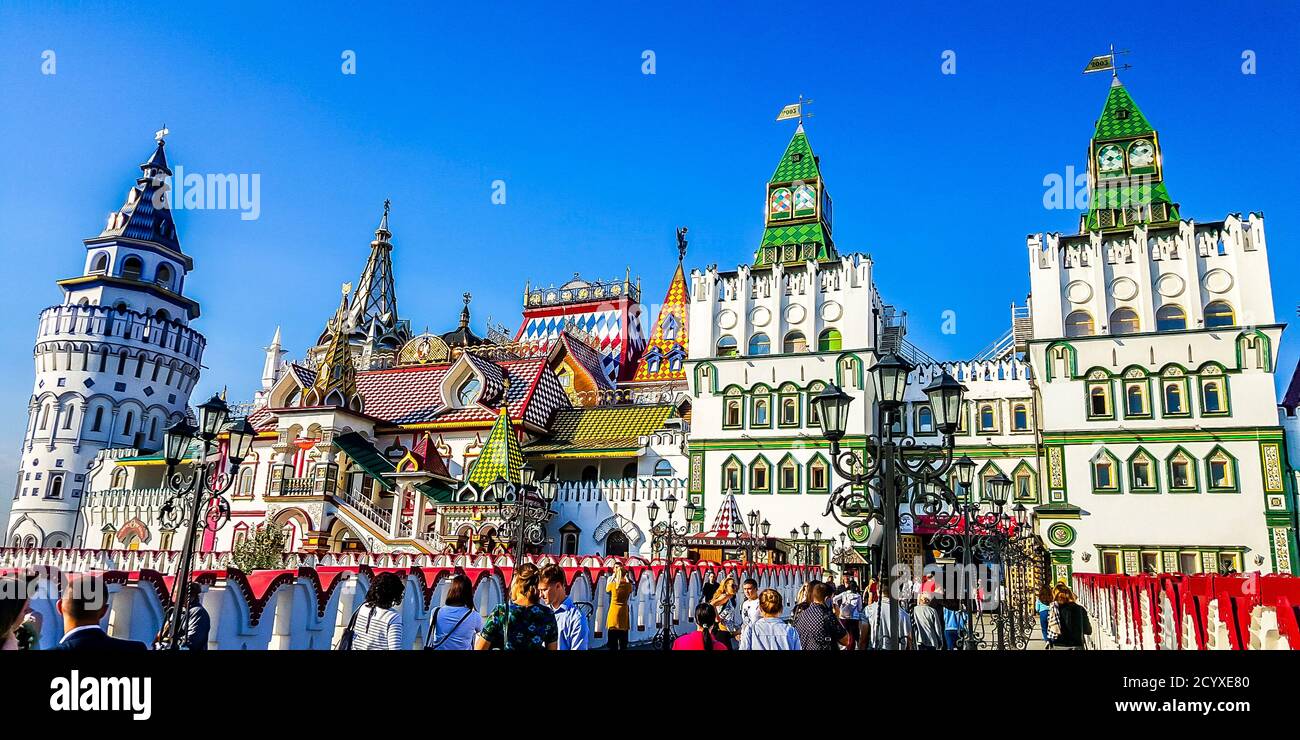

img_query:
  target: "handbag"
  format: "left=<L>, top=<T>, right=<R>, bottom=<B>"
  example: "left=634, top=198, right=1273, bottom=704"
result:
left=424, top=607, right=474, bottom=650
left=334, top=606, right=363, bottom=651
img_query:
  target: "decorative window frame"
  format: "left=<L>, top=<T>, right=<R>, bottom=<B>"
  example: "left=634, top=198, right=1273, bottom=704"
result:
left=750, top=385, right=773, bottom=429
left=1126, top=448, right=1159, bottom=494
left=748, top=455, right=772, bottom=494
left=777, top=454, right=800, bottom=494
left=722, top=386, right=744, bottom=429
left=1085, top=369, right=1115, bottom=421
left=806, top=453, right=831, bottom=494
left=1159, top=365, right=1191, bottom=418
left=1090, top=449, right=1122, bottom=494
left=777, top=383, right=801, bottom=428
left=976, top=402, right=1000, bottom=434
left=1196, top=364, right=1231, bottom=417
left=1121, top=368, right=1153, bottom=420
left=1165, top=446, right=1199, bottom=494
left=806, top=381, right=826, bottom=428
left=1204, top=445, right=1240, bottom=494
left=978, top=460, right=1007, bottom=502
left=1235, top=329, right=1273, bottom=372
left=914, top=404, right=936, bottom=436
left=1010, top=400, right=1032, bottom=433
left=721, top=454, right=744, bottom=494
left=1011, top=460, right=1038, bottom=503
left=1045, top=341, right=1079, bottom=382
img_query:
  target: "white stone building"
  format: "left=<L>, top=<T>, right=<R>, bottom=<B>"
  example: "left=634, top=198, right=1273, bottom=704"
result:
left=1023, top=78, right=1294, bottom=580
left=6, top=136, right=204, bottom=549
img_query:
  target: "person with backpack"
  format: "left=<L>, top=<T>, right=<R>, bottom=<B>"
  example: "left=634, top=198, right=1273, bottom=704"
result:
left=1046, top=583, right=1092, bottom=649
left=426, top=574, right=483, bottom=650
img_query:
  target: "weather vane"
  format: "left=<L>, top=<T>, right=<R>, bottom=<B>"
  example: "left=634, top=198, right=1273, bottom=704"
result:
left=1083, top=44, right=1133, bottom=78
left=776, top=94, right=814, bottom=124
left=155, top=124, right=170, bottom=142
left=676, top=227, right=688, bottom=262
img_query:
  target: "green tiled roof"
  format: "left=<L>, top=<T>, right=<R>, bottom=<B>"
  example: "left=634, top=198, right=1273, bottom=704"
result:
left=1094, top=81, right=1154, bottom=141
left=525, top=405, right=674, bottom=454
left=770, top=126, right=821, bottom=183
left=761, top=222, right=827, bottom=248
left=1085, top=178, right=1180, bottom=231
left=467, top=408, right=525, bottom=490
left=334, top=431, right=395, bottom=491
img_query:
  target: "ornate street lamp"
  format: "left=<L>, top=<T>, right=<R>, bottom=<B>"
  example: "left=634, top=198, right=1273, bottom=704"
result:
left=811, top=360, right=968, bottom=650
left=157, top=398, right=256, bottom=650
left=648, top=494, right=696, bottom=651
left=492, top=468, right=557, bottom=560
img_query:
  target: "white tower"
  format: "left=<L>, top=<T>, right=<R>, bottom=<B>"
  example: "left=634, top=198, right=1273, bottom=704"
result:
left=6, top=133, right=206, bottom=548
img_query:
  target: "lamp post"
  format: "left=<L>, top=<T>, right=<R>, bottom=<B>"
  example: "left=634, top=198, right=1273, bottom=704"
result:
left=647, top=494, right=696, bottom=651
left=157, top=394, right=256, bottom=650
left=932, top=466, right=1015, bottom=650
left=811, top=356, right=968, bottom=650
left=490, top=463, right=558, bottom=560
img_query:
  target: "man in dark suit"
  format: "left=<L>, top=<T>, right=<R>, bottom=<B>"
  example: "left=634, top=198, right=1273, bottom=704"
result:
left=48, top=573, right=148, bottom=652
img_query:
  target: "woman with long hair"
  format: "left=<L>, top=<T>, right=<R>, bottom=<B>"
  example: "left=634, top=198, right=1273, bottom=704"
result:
left=605, top=564, right=634, bottom=650
left=351, top=572, right=406, bottom=650
left=476, top=563, right=558, bottom=651
left=1046, top=583, right=1092, bottom=650
left=427, top=574, right=483, bottom=650
left=709, top=576, right=740, bottom=648
left=672, top=602, right=729, bottom=650
left=1035, top=584, right=1053, bottom=642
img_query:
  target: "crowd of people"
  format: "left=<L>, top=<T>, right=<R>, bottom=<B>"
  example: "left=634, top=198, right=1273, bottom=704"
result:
left=0, top=566, right=1090, bottom=651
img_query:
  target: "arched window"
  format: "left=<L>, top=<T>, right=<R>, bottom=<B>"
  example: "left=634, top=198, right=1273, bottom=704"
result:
left=1164, top=383, right=1184, bottom=414
left=1126, top=384, right=1147, bottom=416
left=723, top=458, right=742, bottom=493
left=1109, top=307, right=1140, bottom=335
left=456, top=377, right=481, bottom=406
left=817, top=329, right=842, bottom=352
left=1012, top=404, right=1029, bottom=431
left=121, top=256, right=144, bottom=281
left=122, top=411, right=134, bottom=435
left=111, top=467, right=128, bottom=488
left=90, top=253, right=109, bottom=273
left=154, top=308, right=171, bottom=323
left=1203, top=301, right=1235, bottom=329
left=782, top=331, right=807, bottom=354
left=978, top=404, right=996, bottom=432
left=1089, top=386, right=1111, bottom=418
left=1156, top=304, right=1187, bottom=331
left=750, top=458, right=771, bottom=492
left=808, top=458, right=829, bottom=492
left=47, top=475, right=63, bottom=499
left=916, top=406, right=934, bottom=433
left=581, top=466, right=598, bottom=483
left=1202, top=379, right=1225, bottom=413
left=653, top=460, right=673, bottom=477
left=621, top=462, right=636, bottom=479
left=748, top=333, right=770, bottom=356
left=1065, top=311, right=1095, bottom=337
left=716, top=335, right=738, bottom=358
left=155, top=263, right=174, bottom=288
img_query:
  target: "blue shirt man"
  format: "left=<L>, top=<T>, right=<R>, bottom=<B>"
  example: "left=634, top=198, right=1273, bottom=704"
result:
left=539, top=564, right=590, bottom=650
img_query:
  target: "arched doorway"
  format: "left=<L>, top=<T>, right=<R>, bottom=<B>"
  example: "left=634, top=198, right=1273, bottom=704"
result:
left=605, top=530, right=629, bottom=557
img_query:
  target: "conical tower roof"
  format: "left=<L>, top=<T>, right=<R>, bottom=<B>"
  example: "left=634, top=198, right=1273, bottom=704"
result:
left=97, top=136, right=182, bottom=252
left=701, top=493, right=750, bottom=538
left=631, top=234, right=689, bottom=383
left=466, top=407, right=526, bottom=490
left=310, top=285, right=358, bottom=405
left=347, top=200, right=408, bottom=348
left=755, top=123, right=837, bottom=267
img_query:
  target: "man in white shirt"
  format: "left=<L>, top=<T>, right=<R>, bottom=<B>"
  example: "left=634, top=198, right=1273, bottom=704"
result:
left=739, top=579, right=761, bottom=639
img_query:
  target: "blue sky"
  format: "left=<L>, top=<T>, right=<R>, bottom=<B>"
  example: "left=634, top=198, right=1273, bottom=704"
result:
left=1, top=1, right=1298, bottom=511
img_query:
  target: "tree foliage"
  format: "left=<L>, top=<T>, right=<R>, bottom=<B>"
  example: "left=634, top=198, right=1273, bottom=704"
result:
left=229, top=524, right=286, bottom=572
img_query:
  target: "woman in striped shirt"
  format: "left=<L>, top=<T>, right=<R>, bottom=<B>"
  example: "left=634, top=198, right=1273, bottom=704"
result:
left=351, top=572, right=406, bottom=650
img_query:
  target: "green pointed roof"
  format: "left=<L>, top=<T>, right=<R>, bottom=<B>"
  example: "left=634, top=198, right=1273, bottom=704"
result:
left=466, top=408, right=525, bottom=490
left=1084, top=79, right=1180, bottom=232
left=1094, top=79, right=1154, bottom=141
left=755, top=124, right=838, bottom=267
left=770, top=124, right=821, bottom=182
